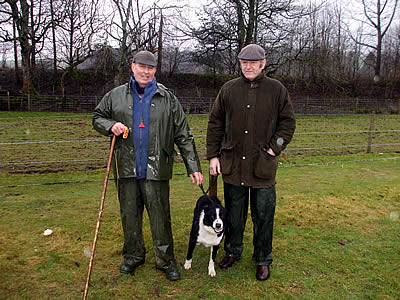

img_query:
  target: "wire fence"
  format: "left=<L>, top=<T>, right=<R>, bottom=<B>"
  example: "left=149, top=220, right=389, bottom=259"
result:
left=1, top=93, right=399, bottom=114
left=0, top=113, right=399, bottom=177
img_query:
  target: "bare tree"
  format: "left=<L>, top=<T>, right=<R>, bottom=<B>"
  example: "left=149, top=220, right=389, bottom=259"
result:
left=108, top=0, right=160, bottom=85
left=109, top=0, right=133, bottom=86
left=48, top=0, right=66, bottom=78
left=163, top=46, right=180, bottom=76
left=156, top=8, right=164, bottom=75
left=107, top=0, right=179, bottom=85
left=0, top=0, right=65, bottom=91
left=29, top=0, right=53, bottom=68
left=190, top=0, right=242, bottom=75
left=1, top=0, right=33, bottom=91
left=0, top=40, right=11, bottom=67
left=0, top=4, right=21, bottom=82
left=381, top=24, right=400, bottom=80
left=57, top=0, right=103, bottom=95
left=190, top=0, right=313, bottom=75
left=349, top=0, right=399, bottom=82
left=192, top=3, right=235, bottom=73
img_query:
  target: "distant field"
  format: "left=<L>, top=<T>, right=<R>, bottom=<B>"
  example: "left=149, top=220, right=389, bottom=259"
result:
left=0, top=112, right=399, bottom=175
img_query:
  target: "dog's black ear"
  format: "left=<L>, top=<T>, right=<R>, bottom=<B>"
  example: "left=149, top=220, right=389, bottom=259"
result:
left=201, top=195, right=214, bottom=206
left=207, top=195, right=222, bottom=206
left=195, top=195, right=208, bottom=212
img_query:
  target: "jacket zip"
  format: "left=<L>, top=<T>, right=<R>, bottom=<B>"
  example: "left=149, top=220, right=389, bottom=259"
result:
left=139, top=97, right=143, bottom=177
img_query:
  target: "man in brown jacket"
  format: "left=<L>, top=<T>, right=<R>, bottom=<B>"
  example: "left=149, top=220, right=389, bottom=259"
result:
left=206, top=44, right=296, bottom=281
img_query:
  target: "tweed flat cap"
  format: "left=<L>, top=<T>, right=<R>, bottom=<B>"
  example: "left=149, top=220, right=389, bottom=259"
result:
left=133, top=50, right=157, bottom=67
left=238, top=44, right=265, bottom=60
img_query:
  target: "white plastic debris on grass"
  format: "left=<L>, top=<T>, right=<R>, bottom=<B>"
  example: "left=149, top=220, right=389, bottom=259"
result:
left=390, top=212, right=399, bottom=221
left=84, top=248, right=92, bottom=258
left=43, top=229, right=53, bottom=236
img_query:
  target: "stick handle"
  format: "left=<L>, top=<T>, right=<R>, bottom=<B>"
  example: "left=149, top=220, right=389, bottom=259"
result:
left=83, top=135, right=116, bottom=300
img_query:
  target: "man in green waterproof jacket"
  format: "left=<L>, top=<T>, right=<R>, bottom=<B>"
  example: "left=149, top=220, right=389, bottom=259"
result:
left=207, top=44, right=296, bottom=281
left=93, top=50, right=203, bottom=281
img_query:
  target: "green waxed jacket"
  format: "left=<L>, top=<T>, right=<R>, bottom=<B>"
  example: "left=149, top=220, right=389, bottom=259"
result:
left=93, top=81, right=201, bottom=180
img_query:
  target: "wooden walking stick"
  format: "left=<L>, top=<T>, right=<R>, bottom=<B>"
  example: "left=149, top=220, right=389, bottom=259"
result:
left=83, top=127, right=128, bottom=299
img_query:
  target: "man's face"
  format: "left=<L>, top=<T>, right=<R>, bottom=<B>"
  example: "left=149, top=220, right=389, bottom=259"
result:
left=131, top=63, right=157, bottom=88
left=240, top=59, right=266, bottom=81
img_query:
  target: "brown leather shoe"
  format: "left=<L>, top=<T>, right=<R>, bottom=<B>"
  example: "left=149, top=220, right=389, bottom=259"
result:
left=256, top=265, right=270, bottom=281
left=219, top=255, right=240, bottom=270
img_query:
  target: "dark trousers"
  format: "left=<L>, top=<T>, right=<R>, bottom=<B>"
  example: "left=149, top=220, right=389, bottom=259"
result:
left=117, top=178, right=175, bottom=269
left=223, top=183, right=276, bottom=265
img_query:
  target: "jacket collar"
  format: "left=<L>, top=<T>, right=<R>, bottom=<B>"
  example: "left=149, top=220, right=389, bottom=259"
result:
left=126, top=76, right=167, bottom=97
left=241, top=70, right=265, bottom=84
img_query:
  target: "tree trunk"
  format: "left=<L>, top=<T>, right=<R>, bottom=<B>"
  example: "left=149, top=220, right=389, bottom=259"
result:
left=234, top=0, right=245, bottom=52
left=245, top=0, right=255, bottom=45
left=50, top=0, right=58, bottom=80
left=30, top=2, right=36, bottom=68
left=8, top=0, right=33, bottom=92
left=114, top=0, right=133, bottom=87
left=19, top=0, right=33, bottom=92
left=156, top=12, right=163, bottom=75
left=21, top=45, right=32, bottom=92
left=12, top=17, right=21, bottom=84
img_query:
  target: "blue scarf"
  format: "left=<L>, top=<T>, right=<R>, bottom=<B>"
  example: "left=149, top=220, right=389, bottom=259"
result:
left=131, top=75, right=157, bottom=179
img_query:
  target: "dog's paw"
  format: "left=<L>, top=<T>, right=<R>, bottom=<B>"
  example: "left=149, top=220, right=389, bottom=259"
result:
left=208, top=261, right=216, bottom=277
left=184, top=259, right=192, bottom=270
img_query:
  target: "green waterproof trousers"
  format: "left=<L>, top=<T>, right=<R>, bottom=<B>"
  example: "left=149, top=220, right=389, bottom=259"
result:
left=117, top=178, right=176, bottom=269
left=223, top=183, right=276, bottom=266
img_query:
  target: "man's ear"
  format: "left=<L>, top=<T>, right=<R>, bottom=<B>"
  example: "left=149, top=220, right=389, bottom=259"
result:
left=260, top=59, right=266, bottom=69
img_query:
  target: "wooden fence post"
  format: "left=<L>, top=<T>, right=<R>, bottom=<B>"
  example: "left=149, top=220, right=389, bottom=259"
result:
left=305, top=97, right=309, bottom=114
left=367, top=111, right=375, bottom=153
left=7, top=91, right=10, bottom=111
left=355, top=98, right=359, bottom=113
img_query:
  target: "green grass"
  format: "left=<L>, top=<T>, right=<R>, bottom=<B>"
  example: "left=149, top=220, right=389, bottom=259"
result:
left=0, top=159, right=399, bottom=299
left=0, top=112, right=399, bottom=298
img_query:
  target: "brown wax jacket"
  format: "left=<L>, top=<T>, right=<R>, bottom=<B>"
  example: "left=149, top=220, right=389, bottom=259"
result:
left=206, top=72, right=296, bottom=187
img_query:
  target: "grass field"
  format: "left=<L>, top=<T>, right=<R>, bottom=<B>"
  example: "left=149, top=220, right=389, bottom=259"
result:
left=0, top=112, right=399, bottom=299
left=0, top=157, right=399, bottom=299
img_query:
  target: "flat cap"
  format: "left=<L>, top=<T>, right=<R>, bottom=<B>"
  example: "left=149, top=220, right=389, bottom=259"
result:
left=133, top=50, right=157, bottom=67
left=238, top=44, right=265, bottom=60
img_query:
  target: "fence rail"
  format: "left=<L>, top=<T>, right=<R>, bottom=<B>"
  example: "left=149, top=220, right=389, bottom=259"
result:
left=1, top=94, right=399, bottom=114
left=0, top=113, right=399, bottom=174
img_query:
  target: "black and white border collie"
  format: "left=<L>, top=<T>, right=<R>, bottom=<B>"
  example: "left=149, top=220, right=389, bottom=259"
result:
left=184, top=194, right=227, bottom=277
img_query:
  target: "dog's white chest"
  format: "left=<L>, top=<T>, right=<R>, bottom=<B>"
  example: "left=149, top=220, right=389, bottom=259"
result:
left=197, top=211, right=223, bottom=247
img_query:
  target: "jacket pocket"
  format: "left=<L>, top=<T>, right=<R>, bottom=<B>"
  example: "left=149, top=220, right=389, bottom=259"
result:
left=254, top=146, right=278, bottom=181
left=158, top=148, right=176, bottom=179
left=113, top=144, right=136, bottom=178
left=162, top=148, right=176, bottom=165
left=220, top=143, right=234, bottom=175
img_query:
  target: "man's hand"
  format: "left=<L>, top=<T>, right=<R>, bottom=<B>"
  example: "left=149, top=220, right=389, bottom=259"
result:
left=110, top=122, right=126, bottom=136
left=209, top=157, right=221, bottom=176
left=189, top=172, right=203, bottom=185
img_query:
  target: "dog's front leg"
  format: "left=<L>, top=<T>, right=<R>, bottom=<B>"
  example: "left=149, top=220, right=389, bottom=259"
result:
left=184, top=240, right=196, bottom=270
left=208, top=245, right=219, bottom=277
